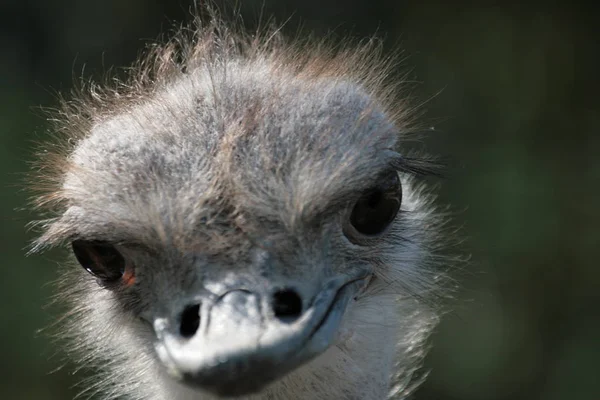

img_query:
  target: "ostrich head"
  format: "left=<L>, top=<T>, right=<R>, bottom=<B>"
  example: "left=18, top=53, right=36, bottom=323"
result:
left=29, top=15, right=449, bottom=400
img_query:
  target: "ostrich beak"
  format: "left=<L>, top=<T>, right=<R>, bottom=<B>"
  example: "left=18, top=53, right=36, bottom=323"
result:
left=152, top=271, right=369, bottom=397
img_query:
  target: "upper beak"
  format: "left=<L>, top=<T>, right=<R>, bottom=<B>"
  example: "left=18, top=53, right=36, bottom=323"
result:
left=152, top=271, right=369, bottom=397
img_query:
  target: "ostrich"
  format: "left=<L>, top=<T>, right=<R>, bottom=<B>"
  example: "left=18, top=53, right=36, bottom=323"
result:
left=28, top=12, right=450, bottom=400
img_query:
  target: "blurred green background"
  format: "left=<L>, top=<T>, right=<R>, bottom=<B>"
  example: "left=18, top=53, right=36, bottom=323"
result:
left=1, top=0, right=599, bottom=399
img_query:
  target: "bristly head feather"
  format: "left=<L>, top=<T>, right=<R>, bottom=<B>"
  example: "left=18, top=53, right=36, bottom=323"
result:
left=27, top=9, right=428, bottom=247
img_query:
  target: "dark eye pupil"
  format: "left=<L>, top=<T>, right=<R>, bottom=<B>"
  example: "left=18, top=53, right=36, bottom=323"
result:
left=72, top=240, right=125, bottom=282
left=349, top=174, right=401, bottom=236
left=366, top=190, right=382, bottom=207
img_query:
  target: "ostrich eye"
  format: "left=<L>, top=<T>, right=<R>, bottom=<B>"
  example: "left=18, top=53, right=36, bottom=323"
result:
left=348, top=172, right=401, bottom=236
left=72, top=240, right=126, bottom=282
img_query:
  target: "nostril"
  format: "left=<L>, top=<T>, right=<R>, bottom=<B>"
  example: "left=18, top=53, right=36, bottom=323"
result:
left=272, top=289, right=303, bottom=322
left=179, top=304, right=201, bottom=338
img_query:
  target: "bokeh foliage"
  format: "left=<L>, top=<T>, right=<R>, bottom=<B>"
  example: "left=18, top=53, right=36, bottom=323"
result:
left=1, top=1, right=598, bottom=399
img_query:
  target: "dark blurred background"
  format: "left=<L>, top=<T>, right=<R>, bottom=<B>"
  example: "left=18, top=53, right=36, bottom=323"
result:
left=1, top=0, right=599, bottom=399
